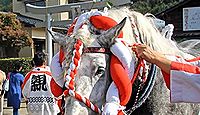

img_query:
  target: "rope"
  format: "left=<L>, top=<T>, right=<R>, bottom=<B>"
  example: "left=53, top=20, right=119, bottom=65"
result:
left=125, top=64, right=157, bottom=115
left=63, top=89, right=101, bottom=113
left=61, top=39, right=102, bottom=114
left=124, top=43, right=157, bottom=115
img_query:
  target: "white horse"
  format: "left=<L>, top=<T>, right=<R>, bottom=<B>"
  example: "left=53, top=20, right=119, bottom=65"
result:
left=50, top=6, right=200, bottom=115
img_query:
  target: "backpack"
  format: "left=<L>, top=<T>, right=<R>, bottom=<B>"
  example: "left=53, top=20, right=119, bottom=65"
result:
left=2, top=72, right=10, bottom=92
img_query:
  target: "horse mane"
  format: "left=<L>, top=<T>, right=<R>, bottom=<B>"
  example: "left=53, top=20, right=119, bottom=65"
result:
left=178, top=39, right=200, bottom=57
left=107, top=6, right=194, bottom=59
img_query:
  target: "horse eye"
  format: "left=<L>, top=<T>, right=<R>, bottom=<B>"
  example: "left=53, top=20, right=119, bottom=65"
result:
left=94, top=30, right=101, bottom=35
left=95, top=66, right=105, bottom=76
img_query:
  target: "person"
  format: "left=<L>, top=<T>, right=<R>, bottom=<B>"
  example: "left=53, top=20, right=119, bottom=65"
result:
left=132, top=44, right=200, bottom=103
left=0, top=70, right=6, bottom=115
left=21, top=51, right=60, bottom=115
left=7, top=62, right=24, bottom=115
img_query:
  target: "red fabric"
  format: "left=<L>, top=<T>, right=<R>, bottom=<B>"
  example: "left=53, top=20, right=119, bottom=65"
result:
left=185, top=56, right=200, bottom=62
left=110, top=55, right=132, bottom=106
left=118, top=110, right=124, bottom=115
left=90, top=15, right=131, bottom=106
left=161, top=70, right=170, bottom=89
left=50, top=78, right=63, bottom=97
left=50, top=78, right=63, bottom=114
left=171, top=61, right=200, bottom=74
left=67, top=18, right=78, bottom=35
left=57, top=99, right=63, bottom=115
left=59, top=49, right=65, bottom=64
left=90, top=15, right=123, bottom=38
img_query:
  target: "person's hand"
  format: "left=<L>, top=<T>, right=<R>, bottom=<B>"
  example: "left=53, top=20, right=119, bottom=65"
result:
left=131, top=44, right=163, bottom=64
left=131, top=44, right=171, bottom=74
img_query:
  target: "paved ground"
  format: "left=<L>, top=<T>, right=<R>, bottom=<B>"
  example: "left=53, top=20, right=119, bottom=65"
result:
left=3, top=98, right=28, bottom=115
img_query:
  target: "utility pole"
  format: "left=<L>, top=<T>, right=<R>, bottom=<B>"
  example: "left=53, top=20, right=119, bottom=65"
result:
left=44, top=0, right=52, bottom=66
left=45, top=13, right=52, bottom=66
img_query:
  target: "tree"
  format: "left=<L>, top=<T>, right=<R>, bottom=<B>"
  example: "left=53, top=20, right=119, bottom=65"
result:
left=0, top=0, right=12, bottom=12
left=131, top=0, right=179, bottom=14
left=0, top=13, right=32, bottom=57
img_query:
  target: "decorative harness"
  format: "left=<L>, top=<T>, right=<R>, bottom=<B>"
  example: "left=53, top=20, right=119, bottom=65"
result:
left=58, top=41, right=155, bottom=114
left=57, top=14, right=157, bottom=115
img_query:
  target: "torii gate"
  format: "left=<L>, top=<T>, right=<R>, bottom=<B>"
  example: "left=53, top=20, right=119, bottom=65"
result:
left=25, top=0, right=131, bottom=65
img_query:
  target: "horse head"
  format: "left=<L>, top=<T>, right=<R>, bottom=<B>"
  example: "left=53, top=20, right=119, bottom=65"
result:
left=49, top=16, right=127, bottom=115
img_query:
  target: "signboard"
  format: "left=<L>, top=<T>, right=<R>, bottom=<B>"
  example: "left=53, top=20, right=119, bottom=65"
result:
left=183, top=7, right=200, bottom=31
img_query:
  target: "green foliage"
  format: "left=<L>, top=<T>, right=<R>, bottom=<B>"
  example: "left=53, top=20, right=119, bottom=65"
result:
left=0, top=58, right=33, bottom=76
left=130, top=1, right=152, bottom=14
left=150, top=1, right=178, bottom=14
left=0, top=0, right=12, bottom=12
left=0, top=13, right=32, bottom=57
left=131, top=0, right=179, bottom=14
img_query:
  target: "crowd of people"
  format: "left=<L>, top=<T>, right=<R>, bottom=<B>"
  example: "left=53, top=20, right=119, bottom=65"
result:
left=0, top=51, right=60, bottom=115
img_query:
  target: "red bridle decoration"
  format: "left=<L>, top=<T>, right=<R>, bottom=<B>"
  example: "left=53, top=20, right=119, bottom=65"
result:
left=54, top=15, right=148, bottom=115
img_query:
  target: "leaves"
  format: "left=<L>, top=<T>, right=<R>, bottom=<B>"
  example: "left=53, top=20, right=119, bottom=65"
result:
left=131, top=1, right=152, bottom=14
left=0, top=13, right=32, bottom=49
left=131, top=0, right=179, bottom=14
left=0, top=0, right=12, bottom=12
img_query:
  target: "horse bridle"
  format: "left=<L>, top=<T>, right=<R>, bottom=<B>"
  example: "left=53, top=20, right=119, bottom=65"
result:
left=52, top=14, right=157, bottom=114
left=59, top=38, right=157, bottom=115
left=83, top=47, right=111, bottom=54
left=82, top=43, right=157, bottom=115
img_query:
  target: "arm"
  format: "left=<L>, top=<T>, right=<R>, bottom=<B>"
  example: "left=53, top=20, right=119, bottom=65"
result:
left=132, top=44, right=200, bottom=103
left=132, top=44, right=171, bottom=74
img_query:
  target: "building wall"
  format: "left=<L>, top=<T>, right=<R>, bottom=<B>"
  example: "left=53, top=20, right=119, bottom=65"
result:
left=157, top=0, right=200, bottom=39
left=60, top=0, right=69, bottom=21
left=18, top=26, right=34, bottom=58
left=32, top=28, right=46, bottom=39
left=19, top=46, right=33, bottom=58
left=13, top=0, right=69, bottom=58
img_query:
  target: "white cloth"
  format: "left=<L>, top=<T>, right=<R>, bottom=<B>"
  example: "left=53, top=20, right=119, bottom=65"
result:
left=161, top=24, right=174, bottom=40
left=166, top=56, right=200, bottom=103
left=0, top=70, right=5, bottom=114
left=22, top=66, right=60, bottom=115
left=110, top=39, right=135, bottom=78
left=73, top=10, right=108, bottom=34
left=103, top=40, right=135, bottom=114
left=50, top=52, right=65, bottom=87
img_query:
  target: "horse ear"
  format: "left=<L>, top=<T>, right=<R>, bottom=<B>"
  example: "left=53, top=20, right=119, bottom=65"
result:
left=47, top=29, right=70, bottom=46
left=97, top=17, right=126, bottom=47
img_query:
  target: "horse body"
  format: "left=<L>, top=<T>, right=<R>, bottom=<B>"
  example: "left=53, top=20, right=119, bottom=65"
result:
left=50, top=6, right=200, bottom=115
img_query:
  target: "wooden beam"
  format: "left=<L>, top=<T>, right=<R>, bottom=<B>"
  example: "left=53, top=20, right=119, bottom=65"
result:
left=26, top=0, right=131, bottom=14
left=35, top=20, right=73, bottom=28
